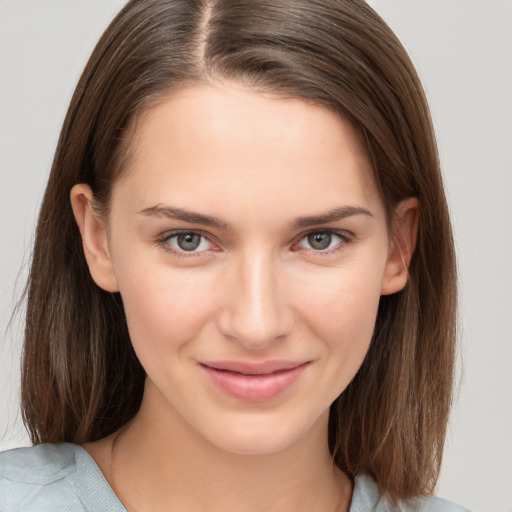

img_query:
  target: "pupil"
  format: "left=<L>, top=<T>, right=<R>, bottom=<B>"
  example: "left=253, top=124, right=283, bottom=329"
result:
left=308, top=232, right=331, bottom=250
left=177, top=233, right=201, bottom=251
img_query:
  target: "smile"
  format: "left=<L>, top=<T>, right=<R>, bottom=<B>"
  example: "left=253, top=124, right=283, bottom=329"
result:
left=199, top=360, right=310, bottom=403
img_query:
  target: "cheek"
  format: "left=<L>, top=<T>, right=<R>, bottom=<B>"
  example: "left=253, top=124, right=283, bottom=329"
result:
left=301, top=255, right=384, bottom=333
left=308, top=282, right=380, bottom=360
left=296, top=257, right=386, bottom=384
left=115, top=256, right=218, bottom=361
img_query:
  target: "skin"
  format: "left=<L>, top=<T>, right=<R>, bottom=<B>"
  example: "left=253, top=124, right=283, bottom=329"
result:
left=72, top=83, right=418, bottom=512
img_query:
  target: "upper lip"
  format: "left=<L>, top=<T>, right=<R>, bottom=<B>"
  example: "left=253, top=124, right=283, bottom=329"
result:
left=200, top=360, right=309, bottom=375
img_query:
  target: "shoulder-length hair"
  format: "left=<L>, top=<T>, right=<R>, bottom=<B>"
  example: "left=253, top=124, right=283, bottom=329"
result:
left=21, top=0, right=456, bottom=500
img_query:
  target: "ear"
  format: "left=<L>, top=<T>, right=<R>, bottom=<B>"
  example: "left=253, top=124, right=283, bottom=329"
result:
left=70, top=184, right=119, bottom=292
left=381, top=197, right=419, bottom=296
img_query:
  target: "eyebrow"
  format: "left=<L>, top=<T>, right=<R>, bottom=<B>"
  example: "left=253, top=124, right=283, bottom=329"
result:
left=139, top=205, right=229, bottom=229
left=292, top=206, right=374, bottom=228
left=138, top=204, right=373, bottom=230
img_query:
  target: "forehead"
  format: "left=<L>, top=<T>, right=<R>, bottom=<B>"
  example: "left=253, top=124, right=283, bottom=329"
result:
left=112, top=83, right=382, bottom=221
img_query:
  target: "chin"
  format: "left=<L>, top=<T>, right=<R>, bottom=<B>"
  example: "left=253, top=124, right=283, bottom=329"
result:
left=202, top=410, right=328, bottom=457
left=213, top=433, right=298, bottom=457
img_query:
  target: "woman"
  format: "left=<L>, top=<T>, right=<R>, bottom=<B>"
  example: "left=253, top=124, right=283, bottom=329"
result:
left=0, top=1, right=468, bottom=510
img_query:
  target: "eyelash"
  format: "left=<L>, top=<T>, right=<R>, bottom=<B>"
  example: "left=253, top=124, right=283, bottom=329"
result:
left=292, top=230, right=353, bottom=256
left=156, top=229, right=353, bottom=258
left=156, top=230, right=216, bottom=258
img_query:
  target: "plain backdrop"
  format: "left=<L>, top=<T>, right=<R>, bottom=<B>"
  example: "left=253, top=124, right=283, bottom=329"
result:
left=1, top=1, right=511, bottom=511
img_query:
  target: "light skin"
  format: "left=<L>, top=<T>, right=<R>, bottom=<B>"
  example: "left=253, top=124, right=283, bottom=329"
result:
left=72, top=83, right=418, bottom=512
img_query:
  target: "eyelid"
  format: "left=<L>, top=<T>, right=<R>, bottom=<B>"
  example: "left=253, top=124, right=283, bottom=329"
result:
left=292, top=228, right=354, bottom=254
left=157, top=229, right=218, bottom=256
left=155, top=227, right=354, bottom=258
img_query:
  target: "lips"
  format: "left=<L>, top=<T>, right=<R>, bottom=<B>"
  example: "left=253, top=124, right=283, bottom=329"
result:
left=200, top=360, right=309, bottom=403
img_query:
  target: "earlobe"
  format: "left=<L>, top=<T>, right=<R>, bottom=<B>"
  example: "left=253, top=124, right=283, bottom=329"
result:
left=70, top=184, right=119, bottom=292
left=381, top=197, right=419, bottom=296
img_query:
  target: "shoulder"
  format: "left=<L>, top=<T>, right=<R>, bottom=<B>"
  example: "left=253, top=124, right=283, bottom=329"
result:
left=0, top=443, right=124, bottom=512
left=0, top=443, right=78, bottom=485
left=350, top=474, right=471, bottom=512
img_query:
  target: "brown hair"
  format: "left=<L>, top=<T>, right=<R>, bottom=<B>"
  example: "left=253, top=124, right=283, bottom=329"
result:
left=21, top=0, right=456, bottom=500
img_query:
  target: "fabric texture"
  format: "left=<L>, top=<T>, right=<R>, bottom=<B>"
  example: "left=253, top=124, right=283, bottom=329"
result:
left=0, top=443, right=470, bottom=512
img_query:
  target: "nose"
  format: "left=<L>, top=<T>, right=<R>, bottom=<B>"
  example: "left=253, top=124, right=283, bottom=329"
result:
left=218, top=250, right=294, bottom=350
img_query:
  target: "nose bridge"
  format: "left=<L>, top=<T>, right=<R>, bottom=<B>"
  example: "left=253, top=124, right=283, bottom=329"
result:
left=220, top=247, right=291, bottom=348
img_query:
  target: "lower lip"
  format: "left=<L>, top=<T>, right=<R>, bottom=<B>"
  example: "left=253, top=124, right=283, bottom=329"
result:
left=200, top=363, right=309, bottom=403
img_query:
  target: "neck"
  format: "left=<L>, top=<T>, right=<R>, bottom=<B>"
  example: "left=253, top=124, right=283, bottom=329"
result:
left=107, top=383, right=352, bottom=512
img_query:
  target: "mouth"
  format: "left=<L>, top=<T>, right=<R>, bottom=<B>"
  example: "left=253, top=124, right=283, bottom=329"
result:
left=199, top=360, right=310, bottom=403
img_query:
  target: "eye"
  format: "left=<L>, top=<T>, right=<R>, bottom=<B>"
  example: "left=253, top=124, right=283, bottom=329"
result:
left=160, top=231, right=214, bottom=254
left=296, top=230, right=349, bottom=252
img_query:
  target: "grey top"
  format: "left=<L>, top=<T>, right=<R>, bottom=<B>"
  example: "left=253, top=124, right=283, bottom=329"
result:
left=0, top=444, right=470, bottom=511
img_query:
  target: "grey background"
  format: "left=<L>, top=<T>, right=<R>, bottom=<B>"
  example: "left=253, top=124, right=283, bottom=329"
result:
left=1, top=1, right=511, bottom=511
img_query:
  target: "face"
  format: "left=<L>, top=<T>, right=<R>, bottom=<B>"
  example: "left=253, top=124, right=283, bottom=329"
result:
left=74, top=84, right=413, bottom=456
